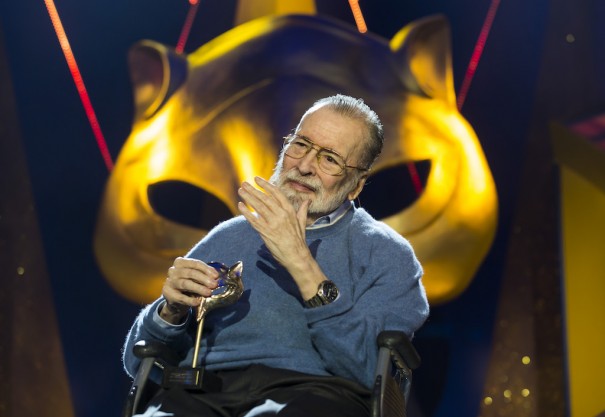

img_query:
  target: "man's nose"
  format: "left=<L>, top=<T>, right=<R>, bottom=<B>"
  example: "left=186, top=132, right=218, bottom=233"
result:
left=296, top=149, right=319, bottom=175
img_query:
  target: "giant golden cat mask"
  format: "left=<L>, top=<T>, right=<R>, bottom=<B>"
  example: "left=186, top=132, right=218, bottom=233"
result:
left=94, top=14, right=497, bottom=305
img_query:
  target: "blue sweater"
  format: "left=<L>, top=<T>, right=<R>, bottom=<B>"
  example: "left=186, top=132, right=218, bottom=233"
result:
left=123, top=206, right=429, bottom=389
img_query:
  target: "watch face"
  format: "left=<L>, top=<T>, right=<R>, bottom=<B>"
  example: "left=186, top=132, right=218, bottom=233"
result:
left=321, top=281, right=339, bottom=302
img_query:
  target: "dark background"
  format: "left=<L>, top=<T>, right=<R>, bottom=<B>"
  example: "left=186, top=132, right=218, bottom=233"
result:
left=1, top=0, right=602, bottom=416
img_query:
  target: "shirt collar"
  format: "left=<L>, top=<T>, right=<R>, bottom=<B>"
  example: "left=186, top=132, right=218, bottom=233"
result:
left=306, top=200, right=353, bottom=230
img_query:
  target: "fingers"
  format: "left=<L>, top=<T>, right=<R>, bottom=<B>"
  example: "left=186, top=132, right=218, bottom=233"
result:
left=253, top=177, right=309, bottom=232
left=253, top=176, right=292, bottom=207
left=238, top=179, right=277, bottom=218
left=162, top=257, right=220, bottom=307
left=238, top=177, right=294, bottom=219
left=238, top=181, right=271, bottom=218
left=173, top=257, right=220, bottom=277
left=296, top=198, right=310, bottom=229
left=237, top=200, right=258, bottom=226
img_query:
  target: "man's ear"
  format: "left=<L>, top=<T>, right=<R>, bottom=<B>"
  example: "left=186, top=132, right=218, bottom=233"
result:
left=348, top=175, right=368, bottom=201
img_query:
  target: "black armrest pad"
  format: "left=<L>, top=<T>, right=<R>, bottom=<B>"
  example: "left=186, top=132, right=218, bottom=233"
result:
left=377, top=330, right=421, bottom=370
left=133, top=340, right=181, bottom=366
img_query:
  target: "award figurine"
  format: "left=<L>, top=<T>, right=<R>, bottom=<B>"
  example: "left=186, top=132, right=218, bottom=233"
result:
left=164, top=261, right=243, bottom=391
left=191, top=261, right=244, bottom=367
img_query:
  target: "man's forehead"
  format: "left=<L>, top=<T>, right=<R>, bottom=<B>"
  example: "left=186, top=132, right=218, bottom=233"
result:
left=298, top=108, right=364, bottom=137
left=298, top=109, right=366, bottom=156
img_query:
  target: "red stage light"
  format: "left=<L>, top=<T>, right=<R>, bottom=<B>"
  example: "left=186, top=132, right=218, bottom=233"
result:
left=176, top=1, right=200, bottom=53
left=457, top=0, right=501, bottom=111
left=43, top=0, right=114, bottom=171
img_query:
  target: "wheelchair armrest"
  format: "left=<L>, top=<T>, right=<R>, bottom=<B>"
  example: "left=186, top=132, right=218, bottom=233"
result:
left=123, top=340, right=180, bottom=417
left=377, top=330, right=421, bottom=370
left=371, top=331, right=420, bottom=417
left=133, top=340, right=181, bottom=367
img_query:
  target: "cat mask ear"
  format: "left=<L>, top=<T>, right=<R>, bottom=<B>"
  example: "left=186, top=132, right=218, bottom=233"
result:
left=391, top=15, right=456, bottom=107
left=128, top=40, right=188, bottom=120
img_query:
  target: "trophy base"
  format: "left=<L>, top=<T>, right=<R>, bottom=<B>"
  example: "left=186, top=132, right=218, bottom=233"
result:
left=162, top=366, right=222, bottom=392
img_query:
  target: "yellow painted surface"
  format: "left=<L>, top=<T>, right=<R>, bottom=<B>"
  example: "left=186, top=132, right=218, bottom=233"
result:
left=94, top=15, right=497, bottom=305
left=235, top=0, right=316, bottom=25
left=561, top=166, right=605, bottom=417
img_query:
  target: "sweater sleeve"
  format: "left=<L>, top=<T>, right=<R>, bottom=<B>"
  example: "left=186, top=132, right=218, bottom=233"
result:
left=303, top=227, right=429, bottom=389
left=122, top=297, right=194, bottom=378
left=121, top=217, right=245, bottom=379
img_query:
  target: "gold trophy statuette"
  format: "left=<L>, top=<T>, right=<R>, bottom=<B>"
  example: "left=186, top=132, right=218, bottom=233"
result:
left=165, top=261, right=243, bottom=391
left=191, top=261, right=244, bottom=368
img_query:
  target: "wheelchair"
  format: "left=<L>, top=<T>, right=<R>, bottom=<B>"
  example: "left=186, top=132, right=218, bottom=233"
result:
left=123, top=330, right=420, bottom=417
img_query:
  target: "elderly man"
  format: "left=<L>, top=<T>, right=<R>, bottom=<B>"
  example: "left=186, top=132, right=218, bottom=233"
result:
left=123, top=94, right=429, bottom=417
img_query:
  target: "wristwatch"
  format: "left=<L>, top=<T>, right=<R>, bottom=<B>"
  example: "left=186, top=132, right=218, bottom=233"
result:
left=304, top=280, right=339, bottom=308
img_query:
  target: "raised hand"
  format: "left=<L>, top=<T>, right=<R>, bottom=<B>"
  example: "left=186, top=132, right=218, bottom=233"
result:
left=237, top=176, right=326, bottom=300
left=237, top=177, right=310, bottom=266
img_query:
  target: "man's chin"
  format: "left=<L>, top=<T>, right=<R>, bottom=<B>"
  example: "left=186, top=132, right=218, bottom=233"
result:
left=283, top=191, right=312, bottom=212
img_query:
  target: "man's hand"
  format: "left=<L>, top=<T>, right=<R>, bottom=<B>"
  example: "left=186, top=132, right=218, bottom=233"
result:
left=237, top=177, right=309, bottom=266
left=237, top=177, right=326, bottom=299
left=160, top=257, right=220, bottom=324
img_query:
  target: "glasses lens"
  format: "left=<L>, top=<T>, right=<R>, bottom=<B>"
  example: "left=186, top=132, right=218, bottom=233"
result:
left=285, top=136, right=310, bottom=159
left=283, top=135, right=345, bottom=176
left=318, top=151, right=345, bottom=175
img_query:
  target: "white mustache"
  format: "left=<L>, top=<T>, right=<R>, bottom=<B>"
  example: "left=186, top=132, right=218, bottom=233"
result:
left=283, top=172, right=321, bottom=192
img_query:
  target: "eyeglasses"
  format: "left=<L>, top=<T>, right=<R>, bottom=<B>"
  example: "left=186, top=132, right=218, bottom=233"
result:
left=282, top=134, right=368, bottom=176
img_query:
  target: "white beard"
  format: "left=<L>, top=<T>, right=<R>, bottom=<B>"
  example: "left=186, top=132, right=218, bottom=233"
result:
left=269, top=153, right=356, bottom=218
